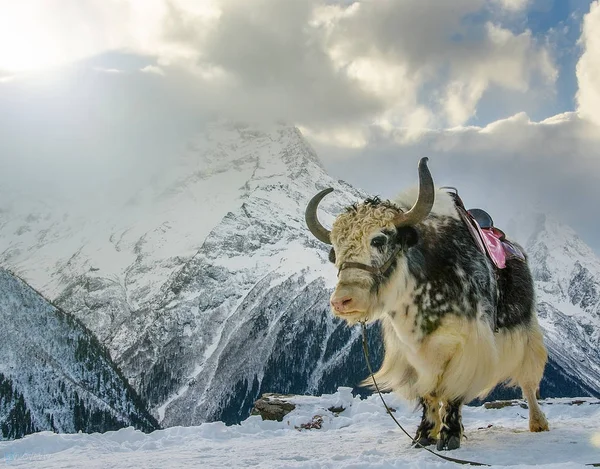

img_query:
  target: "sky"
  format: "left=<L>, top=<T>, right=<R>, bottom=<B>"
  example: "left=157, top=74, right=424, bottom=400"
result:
left=0, top=0, right=599, bottom=251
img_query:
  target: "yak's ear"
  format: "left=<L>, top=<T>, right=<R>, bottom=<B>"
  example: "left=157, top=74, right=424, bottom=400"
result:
left=396, top=226, right=419, bottom=249
left=328, top=248, right=336, bottom=263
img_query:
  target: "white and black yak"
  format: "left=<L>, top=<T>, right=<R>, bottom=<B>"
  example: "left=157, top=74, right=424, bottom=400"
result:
left=305, top=158, right=549, bottom=451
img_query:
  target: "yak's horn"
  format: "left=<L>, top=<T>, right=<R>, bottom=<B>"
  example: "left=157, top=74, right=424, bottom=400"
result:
left=305, top=188, right=333, bottom=245
left=394, top=157, right=435, bottom=227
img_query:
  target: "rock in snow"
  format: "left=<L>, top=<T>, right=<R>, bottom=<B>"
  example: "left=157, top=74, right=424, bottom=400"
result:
left=251, top=394, right=296, bottom=421
left=0, top=122, right=599, bottom=431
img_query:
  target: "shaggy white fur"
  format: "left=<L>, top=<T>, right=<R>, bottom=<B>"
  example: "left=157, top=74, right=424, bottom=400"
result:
left=393, top=186, right=460, bottom=221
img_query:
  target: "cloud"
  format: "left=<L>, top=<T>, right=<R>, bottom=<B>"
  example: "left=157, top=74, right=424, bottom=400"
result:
left=314, top=111, right=600, bottom=252
left=0, top=0, right=133, bottom=72
left=0, top=0, right=557, bottom=135
left=492, top=0, right=531, bottom=11
left=141, top=65, right=165, bottom=76
left=577, top=1, right=600, bottom=126
left=316, top=1, right=556, bottom=130
left=0, top=64, right=216, bottom=210
left=0, top=69, right=13, bottom=83
left=308, top=2, right=600, bottom=251
left=94, top=67, right=123, bottom=74
left=182, top=0, right=383, bottom=126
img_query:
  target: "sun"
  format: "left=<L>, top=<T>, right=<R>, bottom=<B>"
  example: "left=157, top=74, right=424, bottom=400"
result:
left=0, top=3, right=63, bottom=73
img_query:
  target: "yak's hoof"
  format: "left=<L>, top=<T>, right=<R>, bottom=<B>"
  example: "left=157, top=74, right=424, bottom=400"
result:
left=529, top=418, right=549, bottom=432
left=412, top=437, right=436, bottom=448
left=437, top=435, right=461, bottom=451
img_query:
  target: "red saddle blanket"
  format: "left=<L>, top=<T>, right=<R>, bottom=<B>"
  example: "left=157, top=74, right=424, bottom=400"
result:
left=468, top=220, right=525, bottom=269
left=447, top=191, right=526, bottom=269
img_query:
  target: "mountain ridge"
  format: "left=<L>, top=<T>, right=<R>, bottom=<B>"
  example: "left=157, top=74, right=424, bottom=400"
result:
left=1, top=122, right=599, bottom=427
left=0, top=268, right=159, bottom=440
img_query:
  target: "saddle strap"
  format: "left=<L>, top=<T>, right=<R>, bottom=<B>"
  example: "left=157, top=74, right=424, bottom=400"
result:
left=447, top=192, right=487, bottom=256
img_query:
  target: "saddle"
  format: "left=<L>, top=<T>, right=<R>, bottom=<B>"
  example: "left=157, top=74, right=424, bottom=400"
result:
left=443, top=188, right=525, bottom=269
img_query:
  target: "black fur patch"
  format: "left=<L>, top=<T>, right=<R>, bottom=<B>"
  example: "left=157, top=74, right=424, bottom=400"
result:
left=438, top=399, right=463, bottom=451
left=347, top=197, right=400, bottom=213
left=495, top=257, right=535, bottom=328
left=395, top=226, right=419, bottom=249
left=400, top=217, right=533, bottom=335
left=329, top=248, right=336, bottom=264
left=414, top=397, right=437, bottom=446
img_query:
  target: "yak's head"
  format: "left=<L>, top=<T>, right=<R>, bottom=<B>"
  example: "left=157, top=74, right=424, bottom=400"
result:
left=305, top=158, right=435, bottom=324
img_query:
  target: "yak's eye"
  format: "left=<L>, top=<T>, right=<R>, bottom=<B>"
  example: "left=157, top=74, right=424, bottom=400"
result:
left=370, top=235, right=387, bottom=248
left=329, top=248, right=336, bottom=263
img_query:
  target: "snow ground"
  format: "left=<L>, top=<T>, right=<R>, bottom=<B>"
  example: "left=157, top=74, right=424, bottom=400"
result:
left=1, top=388, right=599, bottom=468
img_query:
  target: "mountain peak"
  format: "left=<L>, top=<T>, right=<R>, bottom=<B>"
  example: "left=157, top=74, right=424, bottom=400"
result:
left=526, top=213, right=600, bottom=285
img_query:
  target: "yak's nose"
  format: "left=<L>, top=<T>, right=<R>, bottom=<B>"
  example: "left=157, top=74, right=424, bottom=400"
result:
left=331, top=295, right=354, bottom=312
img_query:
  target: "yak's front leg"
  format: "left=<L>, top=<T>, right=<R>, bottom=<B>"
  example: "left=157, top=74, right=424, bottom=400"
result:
left=437, top=398, right=464, bottom=451
left=413, top=395, right=440, bottom=447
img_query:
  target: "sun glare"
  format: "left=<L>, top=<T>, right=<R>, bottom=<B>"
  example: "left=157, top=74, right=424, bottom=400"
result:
left=0, top=0, right=223, bottom=74
left=0, top=4, right=63, bottom=73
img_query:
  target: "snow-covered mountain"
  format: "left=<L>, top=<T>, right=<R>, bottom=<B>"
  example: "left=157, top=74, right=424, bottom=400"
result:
left=0, top=122, right=598, bottom=428
left=0, top=269, right=158, bottom=440
left=524, top=215, right=600, bottom=395
left=0, top=123, right=376, bottom=426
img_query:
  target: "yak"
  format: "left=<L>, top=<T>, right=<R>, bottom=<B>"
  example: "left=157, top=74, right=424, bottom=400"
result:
left=305, top=158, right=549, bottom=451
